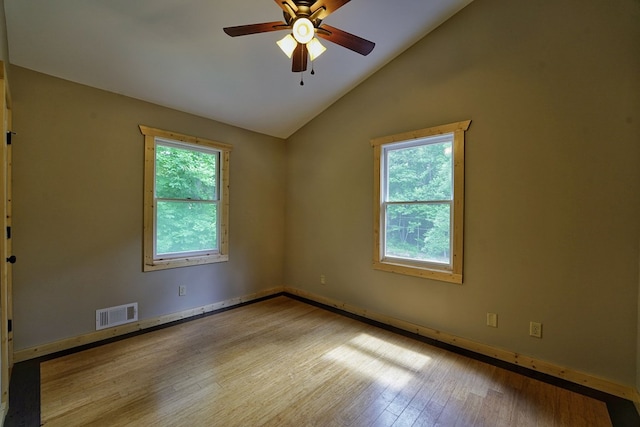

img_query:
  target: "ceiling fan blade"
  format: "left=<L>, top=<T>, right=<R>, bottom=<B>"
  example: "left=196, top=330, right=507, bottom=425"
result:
left=223, top=21, right=288, bottom=37
left=316, top=24, right=375, bottom=56
left=292, top=43, right=308, bottom=72
left=311, top=0, right=350, bottom=20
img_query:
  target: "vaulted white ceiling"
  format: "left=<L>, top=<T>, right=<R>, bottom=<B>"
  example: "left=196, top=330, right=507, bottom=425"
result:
left=4, top=0, right=472, bottom=138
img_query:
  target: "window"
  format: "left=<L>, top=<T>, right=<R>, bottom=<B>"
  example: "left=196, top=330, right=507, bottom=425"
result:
left=139, top=126, right=231, bottom=271
left=370, top=120, right=470, bottom=284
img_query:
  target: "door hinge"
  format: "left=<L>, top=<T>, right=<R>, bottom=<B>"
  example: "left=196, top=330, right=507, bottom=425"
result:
left=7, top=319, right=11, bottom=333
left=6, top=226, right=10, bottom=239
left=6, top=131, right=15, bottom=145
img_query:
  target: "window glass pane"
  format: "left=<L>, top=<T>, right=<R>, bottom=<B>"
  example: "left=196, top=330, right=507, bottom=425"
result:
left=156, top=201, right=217, bottom=255
left=385, top=203, right=451, bottom=264
left=156, top=144, right=217, bottom=200
left=386, top=141, right=452, bottom=202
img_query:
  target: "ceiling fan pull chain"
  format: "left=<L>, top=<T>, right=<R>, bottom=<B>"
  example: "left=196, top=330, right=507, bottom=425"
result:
left=300, top=72, right=304, bottom=86
left=311, top=63, right=315, bottom=75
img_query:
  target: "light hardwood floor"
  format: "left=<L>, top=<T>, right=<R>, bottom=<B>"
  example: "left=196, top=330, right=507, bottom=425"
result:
left=40, top=296, right=612, bottom=426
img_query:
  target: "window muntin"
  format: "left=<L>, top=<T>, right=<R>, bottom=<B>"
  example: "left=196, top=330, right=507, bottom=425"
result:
left=140, top=125, right=231, bottom=271
left=371, top=120, right=470, bottom=284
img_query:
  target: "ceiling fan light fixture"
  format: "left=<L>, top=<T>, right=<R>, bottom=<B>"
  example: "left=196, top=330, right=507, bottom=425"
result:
left=307, top=38, right=326, bottom=61
left=292, top=17, right=314, bottom=44
left=277, top=34, right=298, bottom=58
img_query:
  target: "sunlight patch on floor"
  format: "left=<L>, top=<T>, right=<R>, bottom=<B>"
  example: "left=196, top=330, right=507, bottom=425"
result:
left=323, top=333, right=431, bottom=390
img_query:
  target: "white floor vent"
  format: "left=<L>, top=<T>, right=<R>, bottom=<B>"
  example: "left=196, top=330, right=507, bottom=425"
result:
left=96, top=303, right=138, bottom=330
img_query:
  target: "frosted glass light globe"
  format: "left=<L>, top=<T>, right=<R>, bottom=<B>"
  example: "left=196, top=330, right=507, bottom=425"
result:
left=292, top=18, right=314, bottom=44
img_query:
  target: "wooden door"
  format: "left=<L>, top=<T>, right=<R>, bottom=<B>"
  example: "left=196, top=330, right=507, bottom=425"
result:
left=0, top=61, right=13, bottom=414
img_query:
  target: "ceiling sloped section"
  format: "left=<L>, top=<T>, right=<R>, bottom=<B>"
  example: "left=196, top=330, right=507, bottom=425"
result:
left=4, top=0, right=473, bottom=138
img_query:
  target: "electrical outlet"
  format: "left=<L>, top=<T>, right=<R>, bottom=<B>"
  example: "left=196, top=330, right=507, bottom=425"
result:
left=486, top=313, right=497, bottom=328
left=320, top=274, right=326, bottom=285
left=529, top=321, right=542, bottom=338
left=179, top=285, right=187, bottom=296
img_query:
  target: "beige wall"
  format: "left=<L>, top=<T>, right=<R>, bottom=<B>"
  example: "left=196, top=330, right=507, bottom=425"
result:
left=11, top=66, right=286, bottom=349
left=0, top=0, right=8, bottom=69
left=285, top=0, right=640, bottom=386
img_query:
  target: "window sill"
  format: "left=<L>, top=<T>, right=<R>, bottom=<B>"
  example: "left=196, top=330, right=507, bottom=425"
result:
left=144, top=254, right=229, bottom=272
left=373, top=260, right=462, bottom=284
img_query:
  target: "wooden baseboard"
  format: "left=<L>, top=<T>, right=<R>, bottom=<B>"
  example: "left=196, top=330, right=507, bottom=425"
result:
left=284, top=287, right=638, bottom=402
left=13, top=287, right=285, bottom=363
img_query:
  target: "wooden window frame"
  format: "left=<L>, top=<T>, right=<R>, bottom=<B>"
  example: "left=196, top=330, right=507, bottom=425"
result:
left=139, top=125, right=231, bottom=272
left=370, top=120, right=471, bottom=284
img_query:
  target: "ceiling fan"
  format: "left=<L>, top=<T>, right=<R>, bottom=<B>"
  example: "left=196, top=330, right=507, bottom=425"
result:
left=223, top=0, right=375, bottom=73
